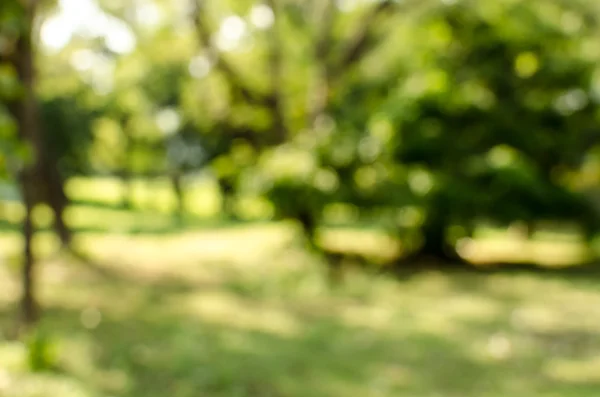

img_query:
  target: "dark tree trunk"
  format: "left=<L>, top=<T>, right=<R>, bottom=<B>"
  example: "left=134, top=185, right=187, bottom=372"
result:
left=297, top=209, right=317, bottom=248
left=415, top=210, right=463, bottom=262
left=397, top=196, right=469, bottom=270
left=524, top=220, right=535, bottom=239
left=8, top=0, right=43, bottom=329
left=5, top=1, right=72, bottom=251
left=20, top=173, right=38, bottom=327
left=219, top=179, right=237, bottom=220
left=265, top=0, right=287, bottom=144
left=296, top=209, right=343, bottom=284
left=171, top=171, right=185, bottom=221
left=44, top=165, right=71, bottom=247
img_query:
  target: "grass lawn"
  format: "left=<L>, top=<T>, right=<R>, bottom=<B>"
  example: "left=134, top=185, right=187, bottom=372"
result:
left=1, top=223, right=600, bottom=397
left=1, top=176, right=599, bottom=396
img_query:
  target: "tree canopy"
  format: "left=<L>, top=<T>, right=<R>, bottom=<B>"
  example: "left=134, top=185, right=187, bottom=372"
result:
left=3, top=0, right=600, bottom=269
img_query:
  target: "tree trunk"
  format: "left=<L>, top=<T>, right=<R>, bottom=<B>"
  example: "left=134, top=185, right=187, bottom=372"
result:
left=296, top=209, right=344, bottom=283
left=419, top=216, right=451, bottom=259
left=265, top=0, right=287, bottom=144
left=5, top=0, right=72, bottom=250
left=219, top=179, right=237, bottom=220
left=120, top=118, right=135, bottom=209
left=20, top=173, right=38, bottom=327
left=44, top=165, right=71, bottom=247
left=297, top=209, right=317, bottom=249
left=8, top=0, right=43, bottom=329
left=121, top=173, right=134, bottom=209
left=171, top=171, right=185, bottom=221
left=398, top=196, right=469, bottom=269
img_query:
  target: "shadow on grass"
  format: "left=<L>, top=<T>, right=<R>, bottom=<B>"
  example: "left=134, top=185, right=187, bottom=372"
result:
left=8, top=261, right=592, bottom=397
left=1, top=252, right=600, bottom=397
left=40, top=307, right=494, bottom=397
left=387, top=257, right=600, bottom=286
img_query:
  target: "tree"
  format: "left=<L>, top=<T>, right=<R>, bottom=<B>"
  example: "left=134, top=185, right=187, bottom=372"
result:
left=28, top=0, right=600, bottom=275
left=1, top=0, right=45, bottom=326
left=186, top=0, right=425, bottom=244
left=385, top=0, right=600, bottom=263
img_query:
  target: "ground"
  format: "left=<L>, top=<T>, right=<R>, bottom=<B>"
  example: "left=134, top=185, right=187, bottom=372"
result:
left=0, top=177, right=599, bottom=396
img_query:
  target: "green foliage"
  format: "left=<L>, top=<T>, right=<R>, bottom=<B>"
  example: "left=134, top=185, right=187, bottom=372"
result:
left=40, top=95, right=96, bottom=176
left=25, top=329, right=58, bottom=372
left=378, top=0, right=600, bottom=252
left=15, top=0, right=600, bottom=259
left=0, top=2, right=26, bottom=179
left=0, top=0, right=25, bottom=38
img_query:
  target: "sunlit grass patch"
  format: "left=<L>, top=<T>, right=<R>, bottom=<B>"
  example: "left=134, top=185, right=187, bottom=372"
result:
left=66, top=176, right=222, bottom=217
left=65, top=177, right=125, bottom=206
left=319, top=228, right=401, bottom=261
left=65, top=205, right=175, bottom=233
left=544, top=356, right=600, bottom=383
left=0, top=231, right=59, bottom=264
left=73, top=222, right=296, bottom=272
left=458, top=234, right=592, bottom=266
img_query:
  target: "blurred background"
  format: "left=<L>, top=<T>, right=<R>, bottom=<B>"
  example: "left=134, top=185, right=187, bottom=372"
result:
left=2, top=0, right=600, bottom=396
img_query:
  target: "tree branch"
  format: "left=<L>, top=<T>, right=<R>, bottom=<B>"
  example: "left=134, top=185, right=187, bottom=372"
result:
left=314, top=0, right=337, bottom=67
left=332, top=0, right=396, bottom=76
left=189, top=0, right=270, bottom=106
left=307, top=0, right=337, bottom=126
left=265, top=0, right=288, bottom=143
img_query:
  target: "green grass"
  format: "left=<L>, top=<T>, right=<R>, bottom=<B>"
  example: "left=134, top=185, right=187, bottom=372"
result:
left=1, top=176, right=599, bottom=396
left=1, top=225, right=600, bottom=397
